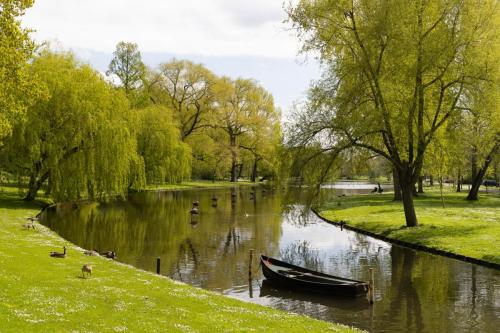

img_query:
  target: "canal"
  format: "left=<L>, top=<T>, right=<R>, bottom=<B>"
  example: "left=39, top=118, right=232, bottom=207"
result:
left=41, top=185, right=500, bottom=332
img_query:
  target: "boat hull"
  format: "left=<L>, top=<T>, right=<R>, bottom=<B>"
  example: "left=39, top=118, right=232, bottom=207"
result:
left=260, top=255, right=369, bottom=297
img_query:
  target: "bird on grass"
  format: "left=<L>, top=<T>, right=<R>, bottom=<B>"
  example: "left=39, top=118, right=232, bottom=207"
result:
left=81, top=264, right=92, bottom=278
left=100, top=251, right=116, bottom=259
left=50, top=246, right=67, bottom=258
left=22, top=222, right=35, bottom=229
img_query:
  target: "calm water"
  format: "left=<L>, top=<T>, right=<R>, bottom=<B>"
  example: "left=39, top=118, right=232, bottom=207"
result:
left=41, top=186, right=499, bottom=333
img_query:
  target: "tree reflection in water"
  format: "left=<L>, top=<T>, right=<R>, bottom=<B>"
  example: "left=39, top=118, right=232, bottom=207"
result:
left=40, top=186, right=500, bottom=333
left=280, top=240, right=323, bottom=272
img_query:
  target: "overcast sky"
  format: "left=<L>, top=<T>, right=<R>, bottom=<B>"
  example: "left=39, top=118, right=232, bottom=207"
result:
left=22, top=0, right=321, bottom=115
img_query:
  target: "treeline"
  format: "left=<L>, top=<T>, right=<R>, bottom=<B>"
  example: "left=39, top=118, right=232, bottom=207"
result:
left=0, top=2, right=281, bottom=201
left=106, top=42, right=281, bottom=185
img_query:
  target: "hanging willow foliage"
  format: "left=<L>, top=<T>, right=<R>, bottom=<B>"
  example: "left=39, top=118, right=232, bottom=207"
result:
left=136, top=105, right=192, bottom=184
left=2, top=50, right=145, bottom=201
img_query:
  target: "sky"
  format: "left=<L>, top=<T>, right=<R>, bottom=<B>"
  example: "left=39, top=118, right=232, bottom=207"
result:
left=22, top=0, right=321, bottom=116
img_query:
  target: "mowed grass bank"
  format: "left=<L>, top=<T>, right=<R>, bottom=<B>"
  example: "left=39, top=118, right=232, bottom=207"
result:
left=0, top=191, right=359, bottom=333
left=319, top=188, right=500, bottom=265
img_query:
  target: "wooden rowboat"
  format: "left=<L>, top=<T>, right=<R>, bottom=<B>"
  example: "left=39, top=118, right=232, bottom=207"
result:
left=260, top=255, right=369, bottom=297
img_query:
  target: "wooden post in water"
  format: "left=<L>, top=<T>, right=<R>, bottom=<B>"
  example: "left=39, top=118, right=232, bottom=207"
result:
left=248, top=249, right=254, bottom=280
left=369, top=268, right=374, bottom=304
left=156, top=257, right=161, bottom=274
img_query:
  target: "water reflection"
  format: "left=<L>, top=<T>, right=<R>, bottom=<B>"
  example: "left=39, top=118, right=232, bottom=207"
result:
left=41, top=186, right=499, bottom=333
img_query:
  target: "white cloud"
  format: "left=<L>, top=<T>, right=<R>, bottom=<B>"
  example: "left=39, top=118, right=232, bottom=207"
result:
left=21, top=0, right=319, bottom=116
left=22, top=0, right=300, bottom=58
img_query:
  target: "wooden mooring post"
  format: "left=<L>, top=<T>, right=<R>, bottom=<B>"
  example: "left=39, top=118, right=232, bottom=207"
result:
left=368, top=268, right=374, bottom=304
left=248, top=249, right=254, bottom=280
left=156, top=257, right=161, bottom=274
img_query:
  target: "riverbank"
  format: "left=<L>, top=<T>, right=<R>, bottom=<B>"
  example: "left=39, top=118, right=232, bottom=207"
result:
left=317, top=188, right=500, bottom=267
left=0, top=190, right=359, bottom=332
left=145, top=180, right=258, bottom=191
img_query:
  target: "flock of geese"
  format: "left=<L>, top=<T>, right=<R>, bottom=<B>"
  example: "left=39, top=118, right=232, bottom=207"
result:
left=189, top=190, right=267, bottom=216
left=25, top=216, right=117, bottom=279
left=27, top=189, right=268, bottom=278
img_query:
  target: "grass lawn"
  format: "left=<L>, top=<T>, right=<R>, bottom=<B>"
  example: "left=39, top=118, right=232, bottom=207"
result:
left=0, top=190, right=359, bottom=333
left=319, top=187, right=500, bottom=265
left=145, top=180, right=258, bottom=191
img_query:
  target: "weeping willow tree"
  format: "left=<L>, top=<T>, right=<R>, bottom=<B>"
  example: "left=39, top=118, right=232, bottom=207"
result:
left=3, top=50, right=145, bottom=201
left=136, top=105, right=192, bottom=184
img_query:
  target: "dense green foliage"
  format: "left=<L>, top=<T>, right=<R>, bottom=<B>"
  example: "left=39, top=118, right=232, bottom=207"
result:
left=2, top=51, right=145, bottom=201
left=0, top=29, right=282, bottom=201
left=136, top=106, right=191, bottom=184
left=0, top=0, right=283, bottom=201
left=0, top=0, right=42, bottom=140
left=144, top=60, right=282, bottom=183
left=287, top=0, right=500, bottom=226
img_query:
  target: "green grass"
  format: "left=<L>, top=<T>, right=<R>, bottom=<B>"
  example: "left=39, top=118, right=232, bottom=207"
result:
left=0, top=190, right=359, bottom=332
left=319, top=187, right=500, bottom=265
left=145, top=180, right=258, bottom=191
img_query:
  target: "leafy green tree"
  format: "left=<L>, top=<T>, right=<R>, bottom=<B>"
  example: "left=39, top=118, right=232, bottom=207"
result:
left=287, top=0, right=499, bottom=227
left=107, top=41, right=145, bottom=95
left=136, top=105, right=192, bottom=184
left=188, top=130, right=231, bottom=181
left=3, top=50, right=144, bottom=201
left=464, top=85, right=500, bottom=200
left=240, top=109, right=281, bottom=182
left=212, top=77, right=278, bottom=182
left=151, top=59, right=216, bottom=140
left=0, top=0, right=42, bottom=141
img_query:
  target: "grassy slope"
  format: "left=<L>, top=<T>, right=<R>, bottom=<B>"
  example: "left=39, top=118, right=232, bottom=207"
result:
left=0, top=190, right=359, bottom=333
left=319, top=187, right=500, bottom=265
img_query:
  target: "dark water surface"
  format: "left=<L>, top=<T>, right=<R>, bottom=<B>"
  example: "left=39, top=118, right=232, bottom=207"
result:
left=41, top=186, right=499, bottom=333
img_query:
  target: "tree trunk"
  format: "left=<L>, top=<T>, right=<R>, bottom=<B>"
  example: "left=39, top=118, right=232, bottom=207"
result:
left=230, top=160, right=237, bottom=182
left=25, top=173, right=38, bottom=201
left=471, top=145, right=478, bottom=181
left=400, top=180, right=418, bottom=227
left=393, top=168, right=402, bottom=201
left=456, top=168, right=461, bottom=192
left=24, top=171, right=49, bottom=201
left=429, top=175, right=434, bottom=187
left=230, top=135, right=237, bottom=182
left=417, top=175, right=424, bottom=193
left=467, top=175, right=482, bottom=201
left=237, top=163, right=244, bottom=179
left=467, top=143, right=498, bottom=200
left=250, top=159, right=258, bottom=182
left=439, top=175, right=445, bottom=208
left=494, top=161, right=499, bottom=185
